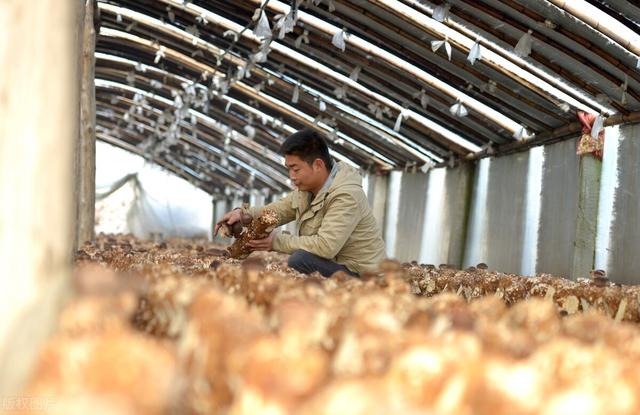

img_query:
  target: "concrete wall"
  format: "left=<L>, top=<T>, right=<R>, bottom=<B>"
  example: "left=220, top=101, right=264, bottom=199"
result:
left=536, top=139, right=579, bottom=277
left=603, top=123, right=640, bottom=284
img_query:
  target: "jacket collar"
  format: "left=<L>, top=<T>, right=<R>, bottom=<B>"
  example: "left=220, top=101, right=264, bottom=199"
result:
left=296, top=162, right=359, bottom=211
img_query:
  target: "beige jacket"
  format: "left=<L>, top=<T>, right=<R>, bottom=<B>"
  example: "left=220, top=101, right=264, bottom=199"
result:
left=246, top=162, right=386, bottom=274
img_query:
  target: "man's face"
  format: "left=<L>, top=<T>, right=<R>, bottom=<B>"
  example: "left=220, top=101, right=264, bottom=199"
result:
left=285, top=154, right=324, bottom=192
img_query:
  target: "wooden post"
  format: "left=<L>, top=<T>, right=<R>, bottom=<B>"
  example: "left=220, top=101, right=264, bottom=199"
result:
left=211, top=197, right=219, bottom=241
left=76, top=0, right=97, bottom=247
left=0, top=0, right=78, bottom=396
left=571, top=155, right=602, bottom=280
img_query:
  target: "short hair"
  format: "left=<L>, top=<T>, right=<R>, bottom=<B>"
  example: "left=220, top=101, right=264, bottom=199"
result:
left=280, top=128, right=334, bottom=170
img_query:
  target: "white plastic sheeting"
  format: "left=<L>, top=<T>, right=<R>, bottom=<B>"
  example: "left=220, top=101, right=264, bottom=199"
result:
left=596, top=125, right=636, bottom=283
left=536, top=138, right=580, bottom=278
left=384, top=171, right=402, bottom=257
left=521, top=146, right=544, bottom=276
left=419, top=167, right=447, bottom=264
left=380, top=123, right=640, bottom=282
left=394, top=172, right=430, bottom=262
left=463, top=158, right=490, bottom=267
left=95, top=142, right=212, bottom=239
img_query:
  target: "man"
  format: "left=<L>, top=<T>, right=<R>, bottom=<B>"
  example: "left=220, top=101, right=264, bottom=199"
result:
left=214, top=128, right=386, bottom=277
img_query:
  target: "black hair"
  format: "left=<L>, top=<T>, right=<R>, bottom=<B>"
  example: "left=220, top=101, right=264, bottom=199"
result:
left=280, top=128, right=334, bottom=170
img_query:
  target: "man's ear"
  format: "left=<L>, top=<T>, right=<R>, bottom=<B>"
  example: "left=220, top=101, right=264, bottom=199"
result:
left=312, top=158, right=325, bottom=171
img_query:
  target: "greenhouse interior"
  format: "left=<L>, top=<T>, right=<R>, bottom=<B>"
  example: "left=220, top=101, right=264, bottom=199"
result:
left=1, top=0, right=640, bottom=413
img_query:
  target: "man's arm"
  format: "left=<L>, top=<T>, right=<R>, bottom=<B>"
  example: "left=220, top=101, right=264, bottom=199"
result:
left=272, top=193, right=359, bottom=259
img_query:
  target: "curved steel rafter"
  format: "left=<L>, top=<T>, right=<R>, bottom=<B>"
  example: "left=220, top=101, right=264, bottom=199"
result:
left=96, top=26, right=396, bottom=166
left=92, top=0, right=640, bottom=192
left=95, top=80, right=291, bottom=192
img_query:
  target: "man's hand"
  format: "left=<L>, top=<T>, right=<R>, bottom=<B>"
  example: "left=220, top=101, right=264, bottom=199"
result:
left=214, top=208, right=252, bottom=237
left=247, top=230, right=277, bottom=251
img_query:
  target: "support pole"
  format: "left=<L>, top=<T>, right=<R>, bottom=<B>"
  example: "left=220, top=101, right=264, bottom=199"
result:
left=211, top=197, right=217, bottom=241
left=0, top=0, right=78, bottom=395
left=571, top=155, right=602, bottom=280
left=76, top=0, right=97, bottom=247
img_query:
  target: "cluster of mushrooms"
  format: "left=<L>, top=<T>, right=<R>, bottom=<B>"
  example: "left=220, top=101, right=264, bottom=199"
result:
left=17, top=234, right=640, bottom=415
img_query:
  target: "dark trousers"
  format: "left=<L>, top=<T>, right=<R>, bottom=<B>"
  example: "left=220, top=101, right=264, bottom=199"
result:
left=288, top=250, right=358, bottom=278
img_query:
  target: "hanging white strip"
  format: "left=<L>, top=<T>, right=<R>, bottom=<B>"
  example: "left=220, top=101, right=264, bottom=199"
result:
left=96, top=37, right=362, bottom=168
left=273, top=67, right=444, bottom=163
left=96, top=79, right=289, bottom=186
left=401, top=0, right=616, bottom=116
left=236, top=0, right=524, bottom=135
left=150, top=0, right=482, bottom=152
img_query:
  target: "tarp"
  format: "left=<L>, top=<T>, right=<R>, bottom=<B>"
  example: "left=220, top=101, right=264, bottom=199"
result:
left=95, top=142, right=213, bottom=239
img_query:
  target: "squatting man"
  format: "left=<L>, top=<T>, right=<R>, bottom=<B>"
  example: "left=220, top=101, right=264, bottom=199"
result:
left=214, top=128, right=385, bottom=277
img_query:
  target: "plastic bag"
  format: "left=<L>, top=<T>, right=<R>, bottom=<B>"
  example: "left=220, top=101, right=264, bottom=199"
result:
left=254, top=10, right=272, bottom=38
left=591, top=114, right=604, bottom=139
left=431, top=38, right=452, bottom=61
left=450, top=101, right=468, bottom=117
left=223, top=29, right=239, bottom=43
left=350, top=65, right=361, bottom=82
left=467, top=41, right=481, bottom=65
left=394, top=109, right=410, bottom=132
left=394, top=112, right=404, bottom=132
left=620, top=74, right=628, bottom=105
left=284, top=11, right=297, bottom=33
left=244, top=125, right=256, bottom=139
left=154, top=46, right=166, bottom=64
left=513, top=125, right=527, bottom=140
left=276, top=14, right=288, bottom=39
left=514, top=30, right=533, bottom=58
left=433, top=3, right=450, bottom=22
left=413, top=89, right=430, bottom=109
left=332, top=29, right=346, bottom=51
left=421, top=94, right=429, bottom=109
left=295, top=30, right=309, bottom=48
left=292, top=84, right=300, bottom=103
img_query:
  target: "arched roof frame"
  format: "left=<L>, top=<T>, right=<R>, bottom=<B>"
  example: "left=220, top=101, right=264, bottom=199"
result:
left=93, top=0, right=640, bottom=191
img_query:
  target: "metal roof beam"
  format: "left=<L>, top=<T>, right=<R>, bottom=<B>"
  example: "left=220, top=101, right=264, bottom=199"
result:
left=97, top=23, right=390, bottom=166
left=148, top=0, right=482, bottom=153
